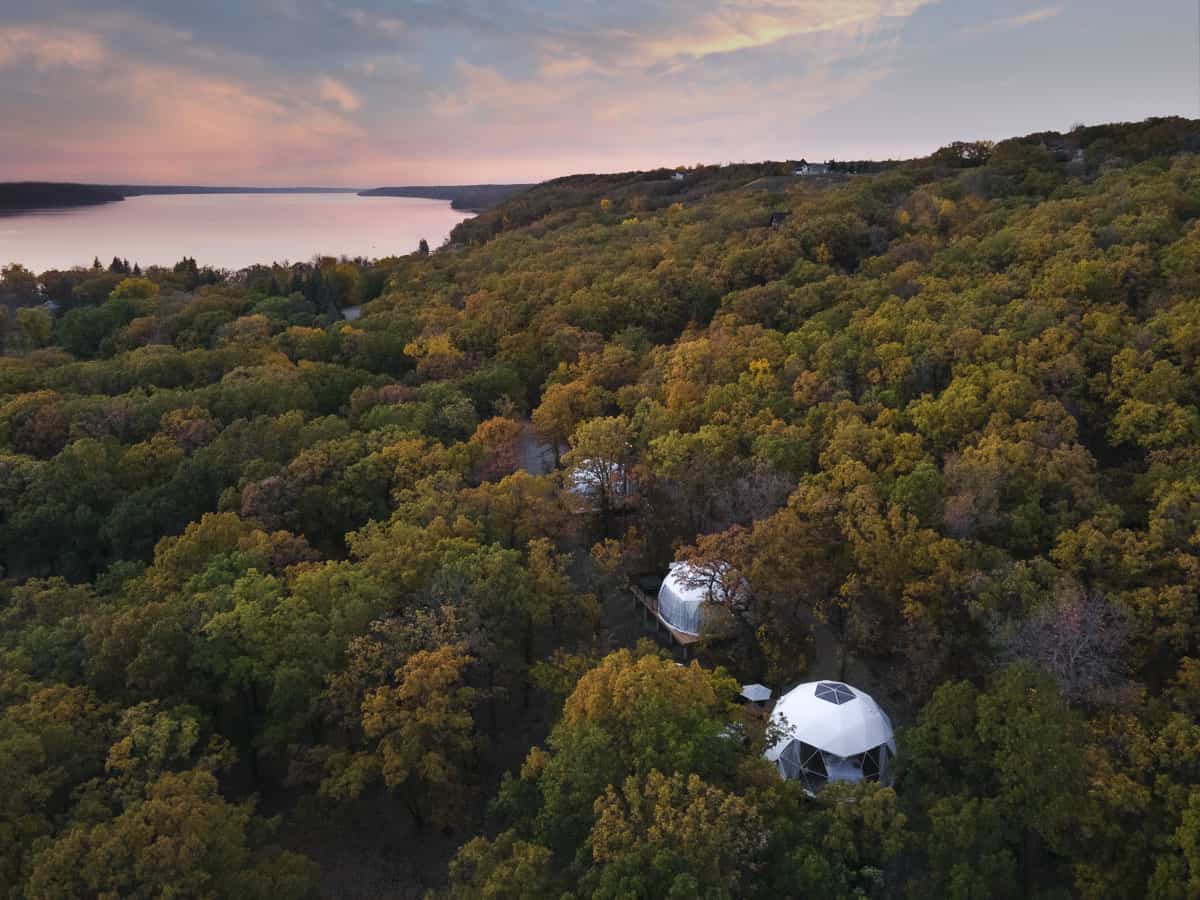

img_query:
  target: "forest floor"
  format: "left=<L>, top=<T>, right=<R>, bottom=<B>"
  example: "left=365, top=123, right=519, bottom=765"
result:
left=279, top=680, right=558, bottom=899
left=515, top=423, right=558, bottom=476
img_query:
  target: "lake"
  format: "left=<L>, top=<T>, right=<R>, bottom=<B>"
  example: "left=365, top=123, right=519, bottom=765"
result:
left=0, top=193, right=471, bottom=272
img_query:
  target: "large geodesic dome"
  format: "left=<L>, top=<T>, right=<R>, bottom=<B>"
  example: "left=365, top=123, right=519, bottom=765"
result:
left=765, top=681, right=896, bottom=793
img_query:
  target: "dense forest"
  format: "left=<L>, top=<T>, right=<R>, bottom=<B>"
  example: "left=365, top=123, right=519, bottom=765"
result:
left=2, top=116, right=1200, bottom=898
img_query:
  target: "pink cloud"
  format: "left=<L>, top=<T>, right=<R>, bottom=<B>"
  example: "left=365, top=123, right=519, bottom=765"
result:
left=317, top=76, right=363, bottom=112
left=0, top=1, right=942, bottom=185
left=0, top=26, right=107, bottom=71
left=0, top=31, right=368, bottom=184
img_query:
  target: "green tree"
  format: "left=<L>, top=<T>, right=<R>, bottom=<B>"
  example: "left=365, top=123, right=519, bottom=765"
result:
left=563, top=415, right=635, bottom=526
left=443, top=831, right=560, bottom=900
left=15, top=306, right=52, bottom=349
left=110, top=277, right=160, bottom=300
left=585, top=770, right=764, bottom=899
left=0, top=263, right=38, bottom=300
left=902, top=667, right=1089, bottom=897
left=25, top=770, right=317, bottom=900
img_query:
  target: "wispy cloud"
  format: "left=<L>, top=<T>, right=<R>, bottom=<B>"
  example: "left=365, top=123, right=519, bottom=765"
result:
left=7, top=0, right=1171, bottom=186
left=631, top=0, right=936, bottom=63
left=339, top=7, right=406, bottom=38
left=0, top=2, right=942, bottom=183
left=0, top=26, right=107, bottom=71
left=961, top=5, right=1063, bottom=37
left=317, top=75, right=363, bottom=112
left=0, top=16, right=366, bottom=184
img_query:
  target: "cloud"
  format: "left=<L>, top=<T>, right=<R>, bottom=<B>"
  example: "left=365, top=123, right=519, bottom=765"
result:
left=429, top=60, right=578, bottom=122
left=631, top=0, right=936, bottom=63
left=317, top=75, right=363, bottom=111
left=423, top=30, right=896, bottom=177
left=339, top=6, right=406, bottom=37
left=0, top=15, right=367, bottom=184
left=0, top=0, right=942, bottom=183
left=0, top=26, right=107, bottom=70
left=537, top=55, right=599, bottom=80
left=961, top=5, right=1063, bottom=36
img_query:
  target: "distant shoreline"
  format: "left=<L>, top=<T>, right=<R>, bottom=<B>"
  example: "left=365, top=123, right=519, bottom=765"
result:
left=0, top=181, right=531, bottom=215
left=358, top=184, right=532, bottom=212
left=0, top=182, right=126, bottom=213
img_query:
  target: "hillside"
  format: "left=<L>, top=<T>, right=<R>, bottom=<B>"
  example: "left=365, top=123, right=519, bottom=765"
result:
left=0, top=181, right=126, bottom=211
left=2, top=116, right=1200, bottom=898
left=358, top=183, right=533, bottom=211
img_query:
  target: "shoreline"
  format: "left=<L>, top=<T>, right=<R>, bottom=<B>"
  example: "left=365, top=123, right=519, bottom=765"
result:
left=1, top=181, right=529, bottom=216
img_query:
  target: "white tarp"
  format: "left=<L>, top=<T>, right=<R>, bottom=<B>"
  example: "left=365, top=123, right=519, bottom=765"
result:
left=765, top=681, right=896, bottom=786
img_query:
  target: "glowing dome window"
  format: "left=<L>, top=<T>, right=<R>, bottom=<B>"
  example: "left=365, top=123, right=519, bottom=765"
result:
left=815, top=682, right=856, bottom=705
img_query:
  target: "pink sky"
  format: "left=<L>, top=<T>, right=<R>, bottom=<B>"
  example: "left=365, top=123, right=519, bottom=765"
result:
left=1, top=1, right=1195, bottom=186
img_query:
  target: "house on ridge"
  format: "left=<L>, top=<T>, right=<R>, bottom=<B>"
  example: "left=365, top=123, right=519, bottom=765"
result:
left=794, top=162, right=830, bottom=176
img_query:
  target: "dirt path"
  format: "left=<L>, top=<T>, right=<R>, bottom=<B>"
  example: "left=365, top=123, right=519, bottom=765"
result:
left=515, top=422, right=556, bottom=476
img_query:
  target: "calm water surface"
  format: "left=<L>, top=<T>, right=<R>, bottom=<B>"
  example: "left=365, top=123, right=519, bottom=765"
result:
left=0, top=193, right=471, bottom=272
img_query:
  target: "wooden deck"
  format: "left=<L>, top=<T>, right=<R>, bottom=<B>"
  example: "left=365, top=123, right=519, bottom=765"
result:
left=631, top=583, right=702, bottom=657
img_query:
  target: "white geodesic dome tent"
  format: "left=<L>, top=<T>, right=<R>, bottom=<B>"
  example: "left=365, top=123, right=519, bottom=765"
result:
left=765, top=681, right=896, bottom=793
left=567, top=458, right=634, bottom=504
left=656, top=562, right=730, bottom=637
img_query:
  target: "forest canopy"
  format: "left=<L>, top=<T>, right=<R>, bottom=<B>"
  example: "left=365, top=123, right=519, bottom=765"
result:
left=2, top=117, right=1200, bottom=898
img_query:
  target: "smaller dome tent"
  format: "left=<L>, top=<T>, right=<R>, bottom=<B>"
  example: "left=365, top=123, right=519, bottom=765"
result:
left=656, top=562, right=731, bottom=637
left=566, top=458, right=635, bottom=507
left=765, top=681, right=895, bottom=793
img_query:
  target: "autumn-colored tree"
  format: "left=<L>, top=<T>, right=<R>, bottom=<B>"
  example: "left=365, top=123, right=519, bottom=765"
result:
left=563, top=415, right=635, bottom=527
left=3, top=119, right=1200, bottom=898
left=442, top=830, right=560, bottom=900
left=585, top=770, right=764, bottom=899
left=531, top=380, right=603, bottom=466
left=110, top=277, right=159, bottom=301
left=469, top=416, right=524, bottom=482
left=0, top=684, right=112, bottom=894
left=360, top=644, right=478, bottom=828
left=495, top=648, right=743, bottom=859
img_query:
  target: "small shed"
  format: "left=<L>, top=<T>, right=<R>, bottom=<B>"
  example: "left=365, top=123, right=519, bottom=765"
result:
left=739, top=683, right=772, bottom=709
